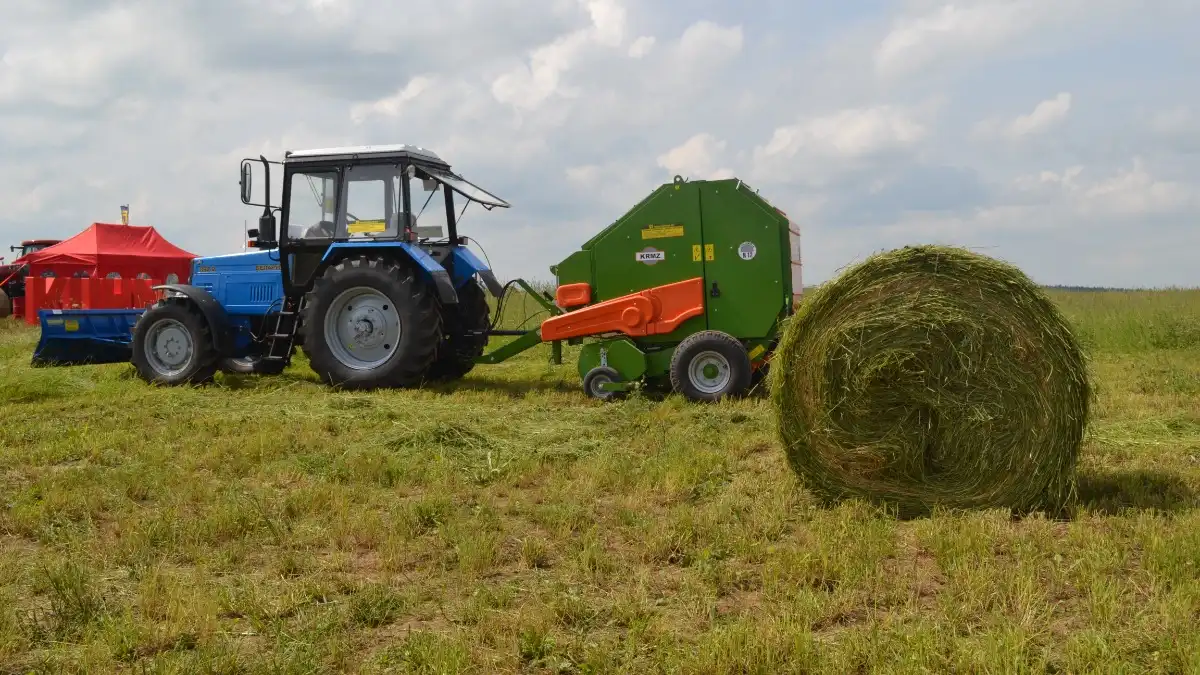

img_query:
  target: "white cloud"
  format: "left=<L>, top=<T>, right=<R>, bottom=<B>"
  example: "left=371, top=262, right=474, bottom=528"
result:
left=349, top=76, right=435, bottom=123
left=675, top=20, right=743, bottom=61
left=874, top=2, right=1036, bottom=76
left=1008, top=92, right=1072, bottom=137
left=974, top=92, right=1073, bottom=140
left=751, top=105, right=928, bottom=183
left=656, top=133, right=735, bottom=180
left=490, top=0, right=630, bottom=111
left=628, top=36, right=655, bottom=58
left=1012, top=159, right=1193, bottom=217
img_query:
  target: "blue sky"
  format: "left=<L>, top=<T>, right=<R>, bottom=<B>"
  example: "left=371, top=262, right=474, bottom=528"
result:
left=1, top=0, right=1198, bottom=288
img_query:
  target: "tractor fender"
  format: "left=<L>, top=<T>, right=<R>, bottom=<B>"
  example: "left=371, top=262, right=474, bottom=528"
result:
left=450, top=246, right=505, bottom=298
left=150, top=284, right=234, bottom=354
left=321, top=242, right=458, bottom=304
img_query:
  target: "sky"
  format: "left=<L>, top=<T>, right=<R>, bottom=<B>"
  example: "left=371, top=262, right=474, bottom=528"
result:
left=1, top=0, right=1198, bottom=288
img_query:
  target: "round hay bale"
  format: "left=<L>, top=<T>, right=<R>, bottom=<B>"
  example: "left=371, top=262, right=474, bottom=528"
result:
left=768, top=245, right=1090, bottom=516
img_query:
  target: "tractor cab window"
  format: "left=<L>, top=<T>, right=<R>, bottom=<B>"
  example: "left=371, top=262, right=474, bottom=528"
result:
left=287, top=170, right=338, bottom=241
left=341, top=164, right=406, bottom=240
left=409, top=170, right=451, bottom=241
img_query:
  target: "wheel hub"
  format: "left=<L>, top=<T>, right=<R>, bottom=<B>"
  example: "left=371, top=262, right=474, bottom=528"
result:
left=689, top=350, right=731, bottom=395
left=324, top=287, right=402, bottom=370
left=145, top=319, right=193, bottom=376
left=349, top=307, right=388, bottom=349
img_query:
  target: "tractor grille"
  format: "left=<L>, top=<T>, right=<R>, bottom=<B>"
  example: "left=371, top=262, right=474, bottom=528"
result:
left=251, top=284, right=274, bottom=304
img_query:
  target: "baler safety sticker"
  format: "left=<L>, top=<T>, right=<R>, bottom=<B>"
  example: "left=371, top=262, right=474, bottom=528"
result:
left=692, top=245, right=701, bottom=262
left=636, top=247, right=666, bottom=265
left=705, top=244, right=714, bottom=261
left=641, top=224, right=684, bottom=240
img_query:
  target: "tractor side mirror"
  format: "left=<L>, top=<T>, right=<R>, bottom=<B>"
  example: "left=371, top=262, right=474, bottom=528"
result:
left=239, top=161, right=253, bottom=204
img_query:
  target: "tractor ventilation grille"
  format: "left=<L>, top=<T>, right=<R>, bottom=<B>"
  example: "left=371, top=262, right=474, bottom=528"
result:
left=251, top=284, right=274, bottom=304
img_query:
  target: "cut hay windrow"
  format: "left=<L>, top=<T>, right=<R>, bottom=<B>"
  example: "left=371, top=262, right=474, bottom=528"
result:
left=768, top=245, right=1091, bottom=516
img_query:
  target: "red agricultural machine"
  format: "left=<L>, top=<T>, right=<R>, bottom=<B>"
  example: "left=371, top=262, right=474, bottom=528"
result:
left=0, top=239, right=61, bottom=319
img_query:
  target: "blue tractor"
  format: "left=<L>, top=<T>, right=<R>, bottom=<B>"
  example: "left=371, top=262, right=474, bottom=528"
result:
left=36, top=144, right=513, bottom=389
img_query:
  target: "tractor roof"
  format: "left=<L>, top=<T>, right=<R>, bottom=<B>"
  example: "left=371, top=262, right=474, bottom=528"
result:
left=22, top=239, right=60, bottom=246
left=283, top=144, right=448, bottom=167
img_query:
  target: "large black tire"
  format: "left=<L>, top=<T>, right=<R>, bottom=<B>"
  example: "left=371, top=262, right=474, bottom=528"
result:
left=301, top=255, right=442, bottom=390
left=669, top=330, right=752, bottom=402
left=425, top=278, right=490, bottom=381
left=0, top=288, right=10, bottom=319
left=130, top=299, right=220, bottom=385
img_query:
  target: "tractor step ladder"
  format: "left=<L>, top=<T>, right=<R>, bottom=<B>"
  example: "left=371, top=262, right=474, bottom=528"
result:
left=262, top=295, right=305, bottom=362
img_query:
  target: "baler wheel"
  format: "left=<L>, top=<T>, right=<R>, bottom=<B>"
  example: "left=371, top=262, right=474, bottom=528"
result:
left=669, top=330, right=752, bottom=402
left=583, top=366, right=624, bottom=401
left=131, top=299, right=220, bottom=385
left=301, top=255, right=442, bottom=390
left=0, top=288, right=10, bottom=319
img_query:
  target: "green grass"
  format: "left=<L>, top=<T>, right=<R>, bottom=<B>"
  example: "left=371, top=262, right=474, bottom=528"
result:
left=2, top=289, right=1200, bottom=673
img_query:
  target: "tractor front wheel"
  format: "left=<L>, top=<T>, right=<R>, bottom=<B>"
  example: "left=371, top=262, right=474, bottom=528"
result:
left=301, top=255, right=442, bottom=390
left=131, top=300, right=220, bottom=385
left=668, top=330, right=752, bottom=402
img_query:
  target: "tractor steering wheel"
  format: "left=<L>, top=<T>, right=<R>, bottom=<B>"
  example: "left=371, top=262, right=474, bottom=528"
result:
left=304, top=220, right=336, bottom=238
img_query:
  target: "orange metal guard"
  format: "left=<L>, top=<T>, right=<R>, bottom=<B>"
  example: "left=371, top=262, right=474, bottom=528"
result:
left=540, top=277, right=705, bottom=342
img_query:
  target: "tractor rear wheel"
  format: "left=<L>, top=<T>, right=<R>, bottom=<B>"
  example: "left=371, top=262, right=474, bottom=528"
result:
left=301, top=255, right=442, bottom=390
left=0, top=288, right=10, bottom=319
left=426, top=278, right=490, bottom=381
left=669, top=330, right=752, bottom=402
left=131, top=299, right=220, bottom=385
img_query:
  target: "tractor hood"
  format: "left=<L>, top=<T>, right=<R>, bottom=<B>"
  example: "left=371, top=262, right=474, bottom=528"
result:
left=192, top=249, right=280, bottom=275
left=0, top=261, right=26, bottom=280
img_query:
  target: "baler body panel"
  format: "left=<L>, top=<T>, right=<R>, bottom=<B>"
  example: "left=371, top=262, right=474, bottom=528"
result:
left=696, top=180, right=790, bottom=339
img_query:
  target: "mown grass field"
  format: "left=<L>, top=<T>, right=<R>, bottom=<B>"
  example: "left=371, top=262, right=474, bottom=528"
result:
left=2, top=288, right=1199, bottom=673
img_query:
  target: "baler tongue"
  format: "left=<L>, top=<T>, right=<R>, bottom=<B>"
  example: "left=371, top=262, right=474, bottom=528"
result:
left=31, top=309, right=142, bottom=367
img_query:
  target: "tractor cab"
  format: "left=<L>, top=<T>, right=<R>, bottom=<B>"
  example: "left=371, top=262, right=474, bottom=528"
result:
left=10, top=239, right=61, bottom=261
left=239, top=144, right=509, bottom=300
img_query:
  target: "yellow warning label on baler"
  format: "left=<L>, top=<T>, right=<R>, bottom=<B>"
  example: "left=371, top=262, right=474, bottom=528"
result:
left=641, top=224, right=684, bottom=240
left=65, top=320, right=79, bottom=332
left=692, top=245, right=701, bottom=262
left=748, top=344, right=766, bottom=360
left=704, top=244, right=714, bottom=261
